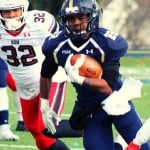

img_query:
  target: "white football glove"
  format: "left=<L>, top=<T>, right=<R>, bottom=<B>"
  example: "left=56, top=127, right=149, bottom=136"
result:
left=101, top=91, right=131, bottom=115
left=119, top=77, right=143, bottom=100
left=41, top=98, right=61, bottom=134
left=102, top=77, right=143, bottom=115
left=65, top=54, right=85, bottom=85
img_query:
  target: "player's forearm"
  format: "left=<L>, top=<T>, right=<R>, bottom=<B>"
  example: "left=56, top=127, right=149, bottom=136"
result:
left=83, top=78, right=112, bottom=95
left=134, top=118, right=150, bottom=145
left=40, top=77, right=52, bottom=99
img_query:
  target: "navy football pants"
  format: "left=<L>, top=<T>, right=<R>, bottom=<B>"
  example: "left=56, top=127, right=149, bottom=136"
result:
left=83, top=103, right=150, bottom=150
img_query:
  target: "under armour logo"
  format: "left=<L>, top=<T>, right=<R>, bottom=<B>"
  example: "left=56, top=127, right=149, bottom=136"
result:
left=87, top=114, right=93, bottom=119
left=86, top=49, right=94, bottom=54
left=24, top=32, right=31, bottom=37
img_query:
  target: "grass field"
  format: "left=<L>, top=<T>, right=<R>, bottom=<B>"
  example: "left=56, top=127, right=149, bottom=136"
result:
left=0, top=56, right=150, bottom=150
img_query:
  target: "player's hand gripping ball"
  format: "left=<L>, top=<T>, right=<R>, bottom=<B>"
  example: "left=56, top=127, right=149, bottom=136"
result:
left=70, top=54, right=103, bottom=79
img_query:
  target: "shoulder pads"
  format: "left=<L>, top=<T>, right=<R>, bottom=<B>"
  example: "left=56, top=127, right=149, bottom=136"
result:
left=103, top=30, right=128, bottom=59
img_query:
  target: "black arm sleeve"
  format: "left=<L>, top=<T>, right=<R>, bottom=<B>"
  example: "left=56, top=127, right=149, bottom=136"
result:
left=102, top=59, right=120, bottom=90
left=41, top=55, right=58, bottom=79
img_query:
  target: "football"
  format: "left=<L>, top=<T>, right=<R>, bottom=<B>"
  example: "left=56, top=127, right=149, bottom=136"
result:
left=70, top=54, right=103, bottom=79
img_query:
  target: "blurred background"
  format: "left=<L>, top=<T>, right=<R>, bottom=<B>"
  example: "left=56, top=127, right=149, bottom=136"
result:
left=29, top=0, right=150, bottom=50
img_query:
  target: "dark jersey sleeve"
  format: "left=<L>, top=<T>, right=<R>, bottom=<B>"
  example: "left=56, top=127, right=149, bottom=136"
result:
left=101, top=31, right=128, bottom=90
left=41, top=54, right=58, bottom=79
left=102, top=59, right=120, bottom=91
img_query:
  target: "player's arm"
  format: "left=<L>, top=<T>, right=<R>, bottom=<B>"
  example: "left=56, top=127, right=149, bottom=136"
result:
left=83, top=78, right=112, bottom=94
left=40, top=55, right=60, bottom=134
left=101, top=58, right=142, bottom=116
left=40, top=77, right=51, bottom=99
left=40, top=55, right=58, bottom=98
left=82, top=59, right=121, bottom=94
left=65, top=54, right=118, bottom=95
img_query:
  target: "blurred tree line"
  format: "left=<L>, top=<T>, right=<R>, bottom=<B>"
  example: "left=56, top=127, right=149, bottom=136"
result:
left=29, top=0, right=64, bottom=19
left=29, top=0, right=107, bottom=19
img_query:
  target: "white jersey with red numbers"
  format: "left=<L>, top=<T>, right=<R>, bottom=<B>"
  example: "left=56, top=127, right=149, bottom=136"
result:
left=0, top=10, right=66, bottom=99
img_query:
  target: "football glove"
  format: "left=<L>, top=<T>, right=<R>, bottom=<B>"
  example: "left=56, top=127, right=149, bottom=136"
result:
left=101, top=77, right=143, bottom=115
left=65, top=54, right=85, bottom=85
left=101, top=91, right=131, bottom=115
left=125, top=141, right=140, bottom=150
left=41, top=98, right=61, bottom=134
left=119, top=77, right=143, bottom=100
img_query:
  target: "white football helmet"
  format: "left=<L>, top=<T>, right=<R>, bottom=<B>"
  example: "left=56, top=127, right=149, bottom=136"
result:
left=0, top=0, right=29, bottom=31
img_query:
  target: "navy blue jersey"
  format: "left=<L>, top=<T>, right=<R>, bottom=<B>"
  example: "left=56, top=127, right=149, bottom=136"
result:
left=42, top=28, right=128, bottom=106
left=0, top=58, right=8, bottom=87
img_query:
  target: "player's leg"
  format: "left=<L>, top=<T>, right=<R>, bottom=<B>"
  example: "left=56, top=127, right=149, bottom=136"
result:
left=83, top=109, right=114, bottom=150
left=19, top=84, right=69, bottom=150
left=0, top=59, right=19, bottom=141
left=113, top=103, right=150, bottom=150
left=7, top=72, right=26, bottom=131
left=114, top=133, right=128, bottom=150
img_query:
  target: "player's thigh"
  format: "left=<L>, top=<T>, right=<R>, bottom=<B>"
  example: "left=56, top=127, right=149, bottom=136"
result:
left=113, top=106, right=150, bottom=150
left=17, top=83, right=40, bottom=100
left=112, top=104, right=142, bottom=143
left=83, top=112, right=114, bottom=150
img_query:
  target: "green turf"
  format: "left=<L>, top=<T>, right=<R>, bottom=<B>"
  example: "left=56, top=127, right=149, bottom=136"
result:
left=121, top=57, right=150, bottom=67
left=0, top=57, right=150, bottom=150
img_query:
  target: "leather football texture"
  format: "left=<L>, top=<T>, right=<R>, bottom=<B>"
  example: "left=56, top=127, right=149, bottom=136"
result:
left=70, top=54, right=103, bottom=79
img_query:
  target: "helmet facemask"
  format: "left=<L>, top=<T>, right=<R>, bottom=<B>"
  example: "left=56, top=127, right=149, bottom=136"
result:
left=0, top=0, right=29, bottom=31
left=0, top=7, right=26, bottom=31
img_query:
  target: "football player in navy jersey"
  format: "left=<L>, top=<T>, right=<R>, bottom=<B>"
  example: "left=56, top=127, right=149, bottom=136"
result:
left=0, top=58, right=19, bottom=140
left=40, top=0, right=150, bottom=149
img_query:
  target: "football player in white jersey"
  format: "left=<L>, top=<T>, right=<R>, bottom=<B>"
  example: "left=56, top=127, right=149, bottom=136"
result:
left=126, top=118, right=150, bottom=150
left=0, top=0, right=70, bottom=149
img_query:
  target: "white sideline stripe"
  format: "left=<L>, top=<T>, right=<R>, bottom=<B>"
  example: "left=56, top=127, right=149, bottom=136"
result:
left=0, top=144, right=84, bottom=150
left=0, top=144, right=36, bottom=149
left=10, top=111, right=70, bottom=117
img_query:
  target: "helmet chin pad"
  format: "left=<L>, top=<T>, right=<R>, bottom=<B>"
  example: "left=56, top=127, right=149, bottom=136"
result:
left=1, top=15, right=25, bottom=31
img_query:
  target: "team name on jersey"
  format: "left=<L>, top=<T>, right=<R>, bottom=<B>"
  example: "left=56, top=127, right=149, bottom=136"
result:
left=62, top=49, right=72, bottom=55
left=11, top=40, right=19, bottom=45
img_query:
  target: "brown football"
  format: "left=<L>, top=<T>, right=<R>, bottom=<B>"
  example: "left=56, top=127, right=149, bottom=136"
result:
left=70, top=54, right=103, bottom=79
